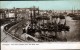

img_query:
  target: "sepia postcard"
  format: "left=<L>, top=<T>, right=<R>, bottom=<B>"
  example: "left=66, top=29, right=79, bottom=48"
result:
left=0, top=0, right=80, bottom=50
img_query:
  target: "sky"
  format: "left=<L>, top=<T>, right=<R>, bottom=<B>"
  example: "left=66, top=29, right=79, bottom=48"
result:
left=0, top=0, right=80, bottom=10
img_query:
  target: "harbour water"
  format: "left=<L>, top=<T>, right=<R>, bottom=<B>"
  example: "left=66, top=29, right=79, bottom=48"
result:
left=65, top=16, right=80, bottom=41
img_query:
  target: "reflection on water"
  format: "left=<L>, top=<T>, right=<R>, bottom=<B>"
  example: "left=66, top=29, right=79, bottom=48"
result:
left=66, top=16, right=80, bottom=41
